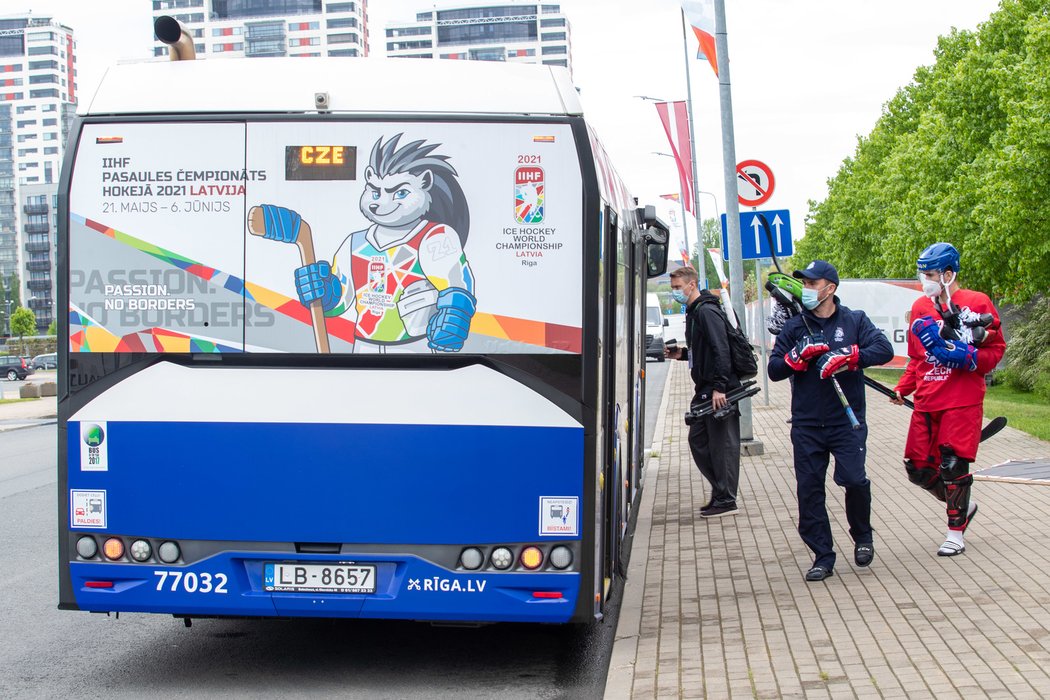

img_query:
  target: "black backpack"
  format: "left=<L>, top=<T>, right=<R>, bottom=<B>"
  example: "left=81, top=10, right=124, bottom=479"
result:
left=712, top=303, right=759, bottom=379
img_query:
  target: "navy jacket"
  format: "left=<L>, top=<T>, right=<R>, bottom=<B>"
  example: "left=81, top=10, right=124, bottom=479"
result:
left=768, top=299, right=893, bottom=427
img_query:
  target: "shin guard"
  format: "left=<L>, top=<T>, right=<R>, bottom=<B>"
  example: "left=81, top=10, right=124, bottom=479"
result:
left=905, top=459, right=946, bottom=502
left=939, top=447, right=973, bottom=530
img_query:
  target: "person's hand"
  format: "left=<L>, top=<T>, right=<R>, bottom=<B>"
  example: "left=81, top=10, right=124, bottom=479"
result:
left=712, top=390, right=727, bottom=411
left=890, top=390, right=905, bottom=406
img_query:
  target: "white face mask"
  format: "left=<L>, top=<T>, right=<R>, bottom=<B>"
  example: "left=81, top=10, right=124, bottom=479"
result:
left=919, top=270, right=954, bottom=299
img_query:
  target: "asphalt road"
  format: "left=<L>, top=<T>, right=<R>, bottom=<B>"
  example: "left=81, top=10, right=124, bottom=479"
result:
left=0, top=367, right=671, bottom=699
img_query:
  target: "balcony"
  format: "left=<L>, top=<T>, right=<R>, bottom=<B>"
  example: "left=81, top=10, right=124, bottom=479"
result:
left=27, top=297, right=52, bottom=310
left=23, top=202, right=49, bottom=215
left=26, top=260, right=51, bottom=272
left=28, top=278, right=51, bottom=291
left=25, top=241, right=50, bottom=253
left=24, top=222, right=49, bottom=235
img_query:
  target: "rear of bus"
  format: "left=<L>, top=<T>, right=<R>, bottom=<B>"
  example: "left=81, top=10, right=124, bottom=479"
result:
left=58, top=58, right=603, bottom=624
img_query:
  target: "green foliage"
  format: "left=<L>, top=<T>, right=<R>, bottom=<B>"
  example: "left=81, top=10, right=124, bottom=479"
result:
left=798, top=0, right=1050, bottom=303
left=10, top=306, right=35, bottom=340
left=46, top=320, right=57, bottom=336
left=998, top=297, right=1050, bottom=400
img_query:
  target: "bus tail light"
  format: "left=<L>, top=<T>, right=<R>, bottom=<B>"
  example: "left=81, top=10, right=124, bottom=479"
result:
left=76, top=536, right=98, bottom=559
left=520, top=546, right=543, bottom=570
left=103, top=538, right=125, bottom=561
left=490, top=547, right=513, bottom=570
left=532, top=591, right=562, bottom=599
left=459, top=547, right=483, bottom=570
left=85, top=581, right=114, bottom=589
left=157, top=541, right=181, bottom=564
left=129, top=539, right=153, bottom=562
left=549, top=546, right=573, bottom=569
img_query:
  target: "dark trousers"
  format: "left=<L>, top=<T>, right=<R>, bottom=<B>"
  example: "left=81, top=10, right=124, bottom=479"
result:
left=688, top=393, right=741, bottom=507
left=791, top=424, right=872, bottom=570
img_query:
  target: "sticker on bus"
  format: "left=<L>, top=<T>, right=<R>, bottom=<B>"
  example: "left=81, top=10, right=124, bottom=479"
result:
left=539, top=496, right=578, bottom=536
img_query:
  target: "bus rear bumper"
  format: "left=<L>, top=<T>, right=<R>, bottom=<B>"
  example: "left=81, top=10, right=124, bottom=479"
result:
left=67, top=551, right=581, bottom=624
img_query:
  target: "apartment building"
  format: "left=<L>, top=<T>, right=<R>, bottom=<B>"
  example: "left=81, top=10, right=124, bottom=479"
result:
left=385, top=2, right=572, bottom=76
left=0, top=14, right=76, bottom=333
left=150, top=0, right=369, bottom=59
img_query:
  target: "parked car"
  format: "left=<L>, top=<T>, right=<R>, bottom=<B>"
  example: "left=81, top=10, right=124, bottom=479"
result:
left=0, top=355, right=34, bottom=381
left=645, top=293, right=668, bottom=362
left=31, top=352, right=57, bottom=370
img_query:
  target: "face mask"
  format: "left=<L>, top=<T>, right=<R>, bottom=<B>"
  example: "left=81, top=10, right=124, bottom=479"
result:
left=801, top=285, right=828, bottom=310
left=920, top=270, right=954, bottom=299
left=671, top=288, right=688, bottom=304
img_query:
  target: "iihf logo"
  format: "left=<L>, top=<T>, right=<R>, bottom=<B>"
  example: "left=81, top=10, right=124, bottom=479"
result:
left=515, top=166, right=544, bottom=224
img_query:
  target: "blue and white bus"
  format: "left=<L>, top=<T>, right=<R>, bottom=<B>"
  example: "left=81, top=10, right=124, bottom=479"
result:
left=58, top=32, right=668, bottom=625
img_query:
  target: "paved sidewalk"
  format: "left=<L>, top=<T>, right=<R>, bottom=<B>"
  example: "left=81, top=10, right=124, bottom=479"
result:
left=608, top=361, right=1050, bottom=699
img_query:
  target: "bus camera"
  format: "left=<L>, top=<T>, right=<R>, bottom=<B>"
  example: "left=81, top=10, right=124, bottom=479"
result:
left=314, top=92, right=330, bottom=110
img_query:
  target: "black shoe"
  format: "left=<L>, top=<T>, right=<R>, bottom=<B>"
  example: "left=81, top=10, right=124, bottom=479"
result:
left=700, top=503, right=738, bottom=518
left=805, top=565, right=834, bottom=582
left=854, top=543, right=874, bottom=567
left=700, top=499, right=714, bottom=515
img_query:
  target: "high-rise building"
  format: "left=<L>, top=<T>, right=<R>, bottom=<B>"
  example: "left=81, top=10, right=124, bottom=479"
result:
left=150, top=0, right=369, bottom=59
left=385, top=2, right=572, bottom=76
left=0, top=14, right=76, bottom=333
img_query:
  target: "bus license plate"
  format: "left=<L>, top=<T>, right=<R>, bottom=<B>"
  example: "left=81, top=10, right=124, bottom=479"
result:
left=264, top=563, right=376, bottom=594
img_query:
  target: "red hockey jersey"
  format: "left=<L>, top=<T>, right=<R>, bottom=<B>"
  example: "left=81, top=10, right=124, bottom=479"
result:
left=895, top=288, right=1006, bottom=412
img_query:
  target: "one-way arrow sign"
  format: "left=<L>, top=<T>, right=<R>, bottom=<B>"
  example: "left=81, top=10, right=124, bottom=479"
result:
left=720, top=209, right=793, bottom=260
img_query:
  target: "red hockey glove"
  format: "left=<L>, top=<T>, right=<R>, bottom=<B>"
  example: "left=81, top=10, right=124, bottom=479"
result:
left=816, top=344, right=860, bottom=379
left=785, top=333, right=830, bottom=371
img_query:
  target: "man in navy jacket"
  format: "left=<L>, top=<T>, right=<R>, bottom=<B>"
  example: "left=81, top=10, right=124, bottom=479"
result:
left=768, top=261, right=893, bottom=582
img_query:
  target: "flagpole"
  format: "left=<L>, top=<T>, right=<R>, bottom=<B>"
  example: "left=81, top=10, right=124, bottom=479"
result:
left=713, top=0, right=762, bottom=455
left=680, top=8, right=707, bottom=284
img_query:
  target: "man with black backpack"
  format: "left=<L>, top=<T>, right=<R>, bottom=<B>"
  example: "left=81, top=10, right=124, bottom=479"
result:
left=767, top=260, right=893, bottom=581
left=666, top=266, right=742, bottom=518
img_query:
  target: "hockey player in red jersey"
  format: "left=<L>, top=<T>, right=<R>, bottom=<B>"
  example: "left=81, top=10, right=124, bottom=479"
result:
left=892, top=242, right=1006, bottom=556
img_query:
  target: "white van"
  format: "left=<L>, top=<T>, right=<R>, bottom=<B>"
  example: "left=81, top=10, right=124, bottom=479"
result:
left=645, top=293, right=667, bottom=361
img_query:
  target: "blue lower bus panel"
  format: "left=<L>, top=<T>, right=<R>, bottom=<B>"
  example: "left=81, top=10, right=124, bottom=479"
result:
left=66, top=420, right=585, bottom=623
left=69, top=552, right=579, bottom=623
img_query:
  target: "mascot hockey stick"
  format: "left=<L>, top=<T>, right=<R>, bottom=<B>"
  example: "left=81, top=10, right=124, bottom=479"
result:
left=248, top=205, right=331, bottom=354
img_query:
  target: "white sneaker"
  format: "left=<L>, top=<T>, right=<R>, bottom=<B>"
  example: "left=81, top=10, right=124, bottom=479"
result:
left=937, top=540, right=965, bottom=556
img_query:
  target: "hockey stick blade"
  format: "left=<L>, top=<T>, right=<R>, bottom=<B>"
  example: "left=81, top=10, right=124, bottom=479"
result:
left=980, top=416, right=1007, bottom=443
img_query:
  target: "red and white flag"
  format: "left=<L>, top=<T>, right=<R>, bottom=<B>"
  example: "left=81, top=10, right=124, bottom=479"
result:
left=682, top=0, right=718, bottom=76
left=654, top=101, right=694, bottom=214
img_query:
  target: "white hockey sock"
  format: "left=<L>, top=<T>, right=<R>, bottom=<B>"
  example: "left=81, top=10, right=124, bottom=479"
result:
left=943, top=529, right=964, bottom=548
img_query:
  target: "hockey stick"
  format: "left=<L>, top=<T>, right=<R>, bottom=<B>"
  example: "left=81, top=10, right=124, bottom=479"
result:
left=757, top=214, right=861, bottom=429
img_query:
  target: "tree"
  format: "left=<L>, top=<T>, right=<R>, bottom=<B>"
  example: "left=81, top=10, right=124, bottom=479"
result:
left=46, top=319, right=57, bottom=336
left=10, top=307, right=35, bottom=354
left=798, top=0, right=1050, bottom=304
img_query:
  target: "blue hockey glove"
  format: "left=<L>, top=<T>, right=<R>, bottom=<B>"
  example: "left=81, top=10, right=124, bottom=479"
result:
left=784, top=333, right=830, bottom=371
left=295, top=261, right=342, bottom=312
left=427, top=287, right=477, bottom=352
left=260, top=204, right=303, bottom=243
left=931, top=340, right=978, bottom=372
left=816, top=344, right=860, bottom=379
left=911, top=316, right=945, bottom=353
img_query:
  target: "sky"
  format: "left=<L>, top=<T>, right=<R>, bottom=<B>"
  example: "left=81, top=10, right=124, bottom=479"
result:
left=27, top=0, right=1003, bottom=256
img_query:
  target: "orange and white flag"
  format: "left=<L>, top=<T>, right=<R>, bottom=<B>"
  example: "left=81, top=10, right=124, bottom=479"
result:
left=682, top=1, right=718, bottom=76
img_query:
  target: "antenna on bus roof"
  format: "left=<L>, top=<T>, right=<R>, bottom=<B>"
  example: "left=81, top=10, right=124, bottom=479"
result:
left=154, top=15, right=196, bottom=62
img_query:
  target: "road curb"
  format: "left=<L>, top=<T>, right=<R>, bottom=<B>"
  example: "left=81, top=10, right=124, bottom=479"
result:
left=604, top=362, right=675, bottom=699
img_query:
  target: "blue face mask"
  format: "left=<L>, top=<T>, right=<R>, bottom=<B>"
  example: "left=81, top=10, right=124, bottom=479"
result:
left=671, top=289, right=688, bottom=304
left=801, top=285, right=828, bottom=310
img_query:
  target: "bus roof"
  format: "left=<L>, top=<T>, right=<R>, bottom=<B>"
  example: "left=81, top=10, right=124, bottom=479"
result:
left=80, top=57, right=584, bottom=117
